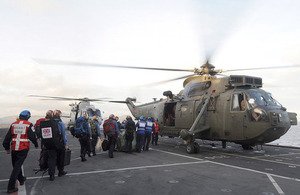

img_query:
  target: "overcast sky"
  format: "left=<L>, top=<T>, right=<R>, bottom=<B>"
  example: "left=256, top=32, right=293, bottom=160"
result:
left=0, top=0, right=300, bottom=119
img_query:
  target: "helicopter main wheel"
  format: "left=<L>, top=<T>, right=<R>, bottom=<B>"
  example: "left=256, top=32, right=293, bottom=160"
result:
left=186, top=142, right=199, bottom=154
left=242, top=144, right=253, bottom=150
left=193, top=142, right=200, bottom=153
left=222, top=141, right=226, bottom=149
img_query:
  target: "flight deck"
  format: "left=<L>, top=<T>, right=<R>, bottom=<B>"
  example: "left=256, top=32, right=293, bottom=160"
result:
left=0, top=128, right=299, bottom=195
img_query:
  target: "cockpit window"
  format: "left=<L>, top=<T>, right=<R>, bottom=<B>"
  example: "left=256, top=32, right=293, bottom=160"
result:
left=232, top=93, right=245, bottom=111
left=187, top=82, right=210, bottom=97
left=245, top=92, right=279, bottom=108
left=87, top=108, right=101, bottom=118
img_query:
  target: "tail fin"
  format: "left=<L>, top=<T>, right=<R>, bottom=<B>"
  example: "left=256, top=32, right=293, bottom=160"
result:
left=109, top=97, right=137, bottom=117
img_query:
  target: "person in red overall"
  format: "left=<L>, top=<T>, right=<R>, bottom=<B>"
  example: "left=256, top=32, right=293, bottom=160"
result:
left=152, top=118, right=160, bottom=145
left=2, top=110, right=38, bottom=194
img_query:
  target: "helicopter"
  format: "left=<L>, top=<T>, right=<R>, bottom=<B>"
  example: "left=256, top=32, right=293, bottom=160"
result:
left=28, top=95, right=105, bottom=131
left=34, top=59, right=298, bottom=153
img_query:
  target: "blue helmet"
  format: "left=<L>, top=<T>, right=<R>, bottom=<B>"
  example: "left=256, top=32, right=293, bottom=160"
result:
left=154, top=118, right=158, bottom=121
left=140, top=116, right=144, bottom=120
left=147, top=117, right=152, bottom=120
left=19, top=110, right=31, bottom=120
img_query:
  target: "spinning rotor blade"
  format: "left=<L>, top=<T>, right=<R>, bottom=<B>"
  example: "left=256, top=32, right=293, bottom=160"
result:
left=34, top=59, right=195, bottom=72
left=28, top=95, right=110, bottom=102
left=218, top=64, right=300, bottom=73
left=141, top=74, right=196, bottom=86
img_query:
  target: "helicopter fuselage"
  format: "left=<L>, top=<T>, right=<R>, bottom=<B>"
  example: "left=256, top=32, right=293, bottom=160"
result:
left=125, top=75, right=297, bottom=148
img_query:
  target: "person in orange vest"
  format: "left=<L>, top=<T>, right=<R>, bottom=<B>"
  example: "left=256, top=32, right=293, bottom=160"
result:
left=152, top=118, right=160, bottom=145
left=2, top=110, right=38, bottom=194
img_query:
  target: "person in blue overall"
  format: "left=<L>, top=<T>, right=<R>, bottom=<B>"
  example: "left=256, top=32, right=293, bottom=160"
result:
left=77, top=114, right=92, bottom=162
left=135, top=116, right=146, bottom=153
left=143, top=117, right=155, bottom=151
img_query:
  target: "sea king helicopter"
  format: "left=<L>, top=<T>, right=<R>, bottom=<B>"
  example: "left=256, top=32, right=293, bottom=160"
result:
left=35, top=59, right=298, bottom=153
left=29, top=95, right=105, bottom=130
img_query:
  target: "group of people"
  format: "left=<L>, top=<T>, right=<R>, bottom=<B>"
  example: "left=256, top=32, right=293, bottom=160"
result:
left=2, top=109, right=68, bottom=194
left=134, top=116, right=160, bottom=153
left=2, top=109, right=160, bottom=194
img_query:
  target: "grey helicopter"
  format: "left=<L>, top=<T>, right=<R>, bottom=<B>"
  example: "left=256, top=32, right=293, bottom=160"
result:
left=34, top=59, right=298, bottom=153
left=29, top=95, right=105, bottom=131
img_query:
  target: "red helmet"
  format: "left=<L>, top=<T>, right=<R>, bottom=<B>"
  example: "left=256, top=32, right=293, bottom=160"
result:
left=46, top=110, right=54, bottom=117
left=53, top=110, right=62, bottom=117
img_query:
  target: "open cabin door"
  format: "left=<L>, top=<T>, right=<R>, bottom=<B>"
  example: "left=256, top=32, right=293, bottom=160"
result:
left=163, top=102, right=177, bottom=126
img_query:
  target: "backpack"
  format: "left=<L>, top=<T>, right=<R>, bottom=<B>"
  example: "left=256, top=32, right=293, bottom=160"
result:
left=125, top=119, right=136, bottom=134
left=74, top=117, right=86, bottom=138
left=89, top=119, right=97, bottom=136
left=101, top=139, right=108, bottom=151
left=103, top=119, right=115, bottom=136
left=40, top=120, right=61, bottom=150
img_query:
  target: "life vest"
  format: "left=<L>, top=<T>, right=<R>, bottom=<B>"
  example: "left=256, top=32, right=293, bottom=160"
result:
left=145, top=120, right=153, bottom=133
left=11, top=120, right=31, bottom=151
left=154, top=122, right=159, bottom=133
left=137, top=121, right=146, bottom=134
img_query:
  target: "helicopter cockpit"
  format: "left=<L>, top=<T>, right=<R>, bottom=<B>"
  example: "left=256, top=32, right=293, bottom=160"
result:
left=232, top=89, right=284, bottom=122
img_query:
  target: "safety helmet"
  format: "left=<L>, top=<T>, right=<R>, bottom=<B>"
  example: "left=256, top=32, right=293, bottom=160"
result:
left=147, top=117, right=152, bottom=120
left=19, top=110, right=31, bottom=120
left=154, top=118, right=158, bottom=121
left=54, top=110, right=62, bottom=117
left=46, top=110, right=54, bottom=117
left=140, top=116, right=144, bottom=120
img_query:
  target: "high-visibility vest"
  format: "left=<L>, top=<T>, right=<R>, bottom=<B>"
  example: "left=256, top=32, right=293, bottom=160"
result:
left=145, top=121, right=153, bottom=132
left=154, top=122, right=159, bottom=133
left=137, top=121, right=146, bottom=134
left=11, top=120, right=31, bottom=151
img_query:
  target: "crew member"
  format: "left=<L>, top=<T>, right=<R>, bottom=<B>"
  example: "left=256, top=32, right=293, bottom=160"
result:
left=135, top=116, right=146, bottom=153
left=89, top=115, right=101, bottom=156
left=53, top=110, right=68, bottom=178
left=77, top=114, right=92, bottom=162
left=124, top=116, right=135, bottom=154
left=103, top=114, right=119, bottom=158
left=3, top=110, right=38, bottom=193
left=34, top=110, right=53, bottom=140
left=152, top=118, right=160, bottom=145
left=144, top=117, right=154, bottom=151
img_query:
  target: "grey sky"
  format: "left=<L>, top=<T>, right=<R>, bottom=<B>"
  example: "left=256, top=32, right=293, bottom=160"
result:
left=0, top=0, right=299, bottom=119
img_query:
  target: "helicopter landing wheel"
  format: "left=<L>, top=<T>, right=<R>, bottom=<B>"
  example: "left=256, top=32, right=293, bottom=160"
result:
left=193, top=142, right=200, bottom=153
left=186, top=142, right=199, bottom=154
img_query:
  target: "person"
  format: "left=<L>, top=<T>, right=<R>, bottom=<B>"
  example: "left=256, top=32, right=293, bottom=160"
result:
left=124, top=116, right=136, bottom=154
left=240, top=99, right=246, bottom=111
left=135, top=116, right=146, bottom=153
left=144, top=117, right=154, bottom=151
left=76, top=114, right=92, bottom=162
left=89, top=115, right=101, bottom=156
left=39, top=110, right=67, bottom=181
left=52, top=110, right=68, bottom=178
left=34, top=110, right=54, bottom=140
left=103, top=114, right=119, bottom=158
left=152, top=118, right=160, bottom=145
left=114, top=116, right=122, bottom=130
left=2, top=110, right=38, bottom=193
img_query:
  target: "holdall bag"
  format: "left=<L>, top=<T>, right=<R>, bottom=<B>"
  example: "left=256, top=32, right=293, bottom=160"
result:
left=95, top=138, right=103, bottom=151
left=102, top=139, right=108, bottom=151
left=64, top=149, right=71, bottom=166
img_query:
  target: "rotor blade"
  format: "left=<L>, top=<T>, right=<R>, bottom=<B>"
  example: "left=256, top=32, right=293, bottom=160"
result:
left=33, top=58, right=195, bottom=72
left=28, top=95, right=109, bottom=102
left=141, top=74, right=195, bottom=87
left=219, top=64, right=300, bottom=73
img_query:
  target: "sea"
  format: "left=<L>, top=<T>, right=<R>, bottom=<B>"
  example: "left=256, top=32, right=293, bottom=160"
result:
left=270, top=124, right=300, bottom=147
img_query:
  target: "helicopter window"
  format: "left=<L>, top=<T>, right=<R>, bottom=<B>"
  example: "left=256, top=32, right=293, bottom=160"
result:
left=187, top=82, right=209, bottom=97
left=232, top=93, right=245, bottom=111
left=87, top=109, right=101, bottom=118
left=245, top=92, right=279, bottom=107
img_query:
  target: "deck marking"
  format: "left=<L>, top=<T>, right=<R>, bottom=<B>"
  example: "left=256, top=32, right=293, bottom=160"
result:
left=267, top=174, right=285, bottom=195
left=0, top=161, right=207, bottom=182
left=18, top=166, right=27, bottom=195
left=153, top=148, right=300, bottom=183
